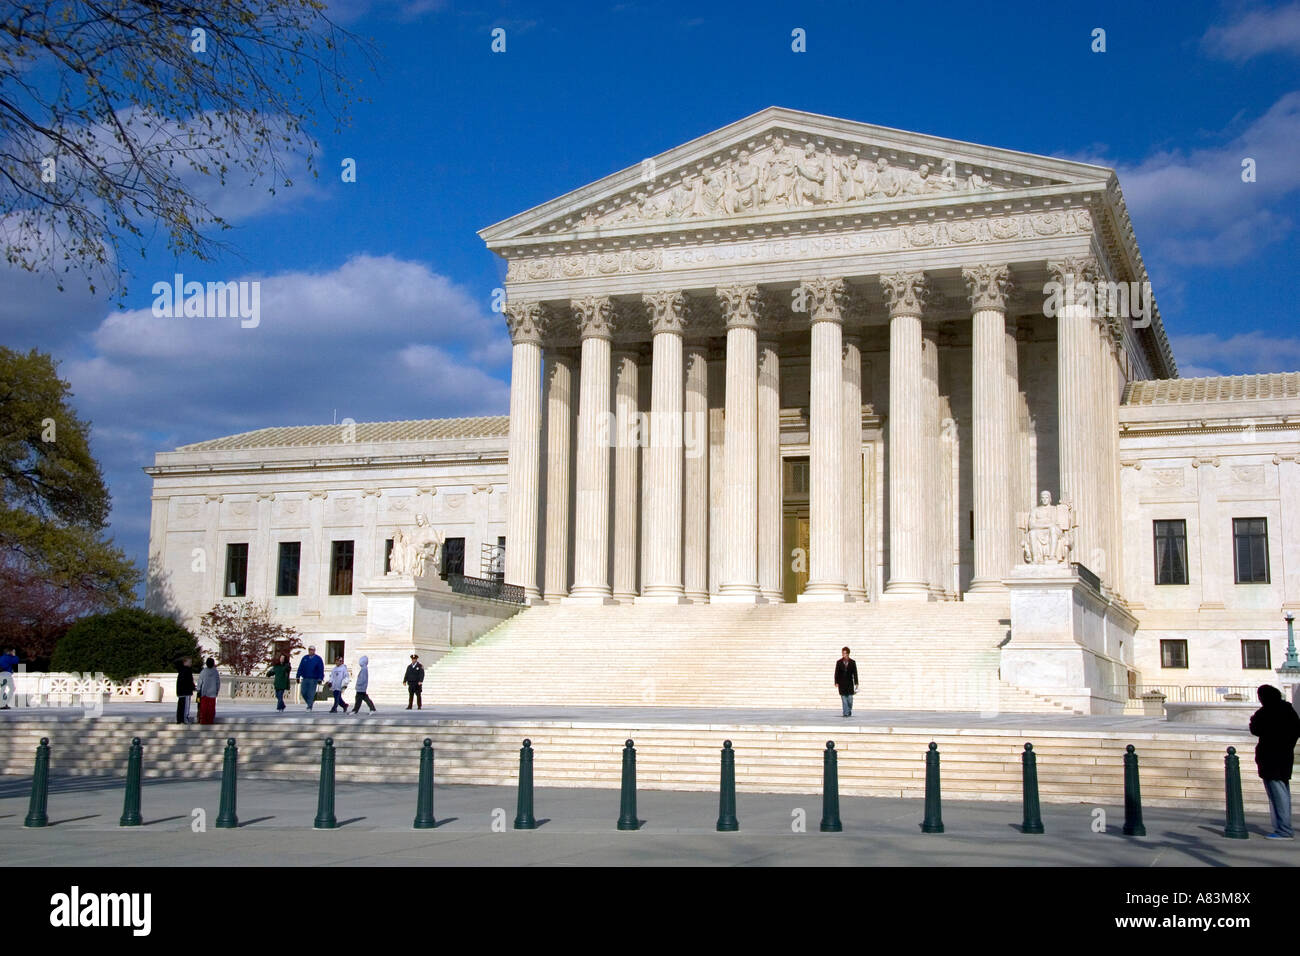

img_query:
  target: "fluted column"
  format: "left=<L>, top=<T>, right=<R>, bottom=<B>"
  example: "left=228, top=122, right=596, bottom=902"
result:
left=683, top=342, right=711, bottom=602
left=842, top=332, right=866, bottom=600
left=964, top=263, right=1013, bottom=596
left=920, top=327, right=943, bottom=598
left=716, top=285, right=762, bottom=602
left=758, top=338, right=783, bottom=602
left=1004, top=316, right=1024, bottom=574
left=880, top=271, right=931, bottom=600
left=504, top=301, right=547, bottom=602
left=611, top=348, right=640, bottom=602
left=800, top=277, right=851, bottom=602
left=564, top=295, right=617, bottom=605
left=542, top=351, right=574, bottom=601
left=1050, top=257, right=1098, bottom=575
left=639, top=291, right=689, bottom=603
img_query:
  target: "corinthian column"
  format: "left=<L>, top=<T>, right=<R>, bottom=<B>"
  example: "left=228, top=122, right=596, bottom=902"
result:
left=842, top=332, right=866, bottom=600
left=880, top=271, right=931, bottom=600
left=564, top=295, right=616, bottom=605
left=682, top=342, right=710, bottom=602
left=504, top=301, right=547, bottom=602
left=639, top=290, right=689, bottom=603
left=758, top=338, right=783, bottom=602
left=963, top=263, right=1013, bottom=597
left=611, top=347, right=640, bottom=602
left=799, top=277, right=851, bottom=602
left=1049, top=257, right=1098, bottom=576
left=716, top=285, right=762, bottom=602
left=542, top=350, right=574, bottom=601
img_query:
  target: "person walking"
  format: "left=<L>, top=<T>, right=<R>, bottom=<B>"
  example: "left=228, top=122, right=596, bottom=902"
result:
left=834, top=646, right=859, bottom=718
left=328, top=657, right=350, bottom=714
left=351, top=655, right=376, bottom=714
left=175, top=656, right=196, bottom=724
left=297, top=646, right=324, bottom=711
left=196, top=658, right=221, bottom=725
left=403, top=654, right=425, bottom=710
left=267, top=654, right=290, bottom=712
left=1249, top=683, right=1300, bottom=839
left=0, top=647, right=21, bottom=710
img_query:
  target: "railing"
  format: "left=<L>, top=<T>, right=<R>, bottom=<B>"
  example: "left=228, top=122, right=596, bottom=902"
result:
left=1107, top=684, right=1262, bottom=704
left=12, top=671, right=291, bottom=703
left=447, top=572, right=525, bottom=604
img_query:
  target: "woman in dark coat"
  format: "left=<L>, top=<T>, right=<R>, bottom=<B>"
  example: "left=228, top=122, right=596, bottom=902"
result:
left=175, top=657, right=196, bottom=724
left=267, top=655, right=290, bottom=712
left=1249, top=684, right=1300, bottom=839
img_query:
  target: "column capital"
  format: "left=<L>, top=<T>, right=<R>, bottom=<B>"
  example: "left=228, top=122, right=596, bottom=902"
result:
left=962, top=263, right=1014, bottom=312
left=1046, top=256, right=1099, bottom=304
left=880, top=271, right=930, bottom=318
left=571, top=295, right=615, bottom=340
left=643, top=290, right=688, bottom=335
left=716, top=284, right=766, bottom=330
left=504, top=301, right=549, bottom=345
left=799, top=276, right=849, bottom=324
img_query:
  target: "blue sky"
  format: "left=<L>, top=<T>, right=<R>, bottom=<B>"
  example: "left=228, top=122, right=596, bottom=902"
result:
left=4, top=0, right=1298, bottom=583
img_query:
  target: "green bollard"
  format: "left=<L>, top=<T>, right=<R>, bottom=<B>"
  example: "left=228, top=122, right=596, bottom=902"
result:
left=413, top=738, right=436, bottom=829
left=119, top=737, right=144, bottom=827
left=820, top=741, right=843, bottom=832
left=616, top=739, right=640, bottom=831
left=1224, top=746, right=1248, bottom=840
left=23, top=737, right=50, bottom=828
left=1021, top=743, right=1044, bottom=834
left=314, top=737, right=338, bottom=830
left=513, top=739, right=537, bottom=830
left=1122, top=744, right=1146, bottom=836
left=717, top=740, right=739, bottom=832
left=215, top=737, right=239, bottom=829
left=921, top=741, right=944, bottom=833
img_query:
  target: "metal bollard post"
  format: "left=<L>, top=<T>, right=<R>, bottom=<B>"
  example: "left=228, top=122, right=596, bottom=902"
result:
left=616, top=739, right=640, bottom=831
left=119, top=737, right=143, bottom=827
left=921, top=741, right=944, bottom=833
left=314, top=737, right=338, bottom=829
left=23, top=737, right=50, bottom=828
left=716, top=740, right=739, bottom=832
left=413, top=738, right=436, bottom=829
left=513, top=739, right=537, bottom=830
left=1122, top=744, right=1146, bottom=836
left=820, top=741, right=842, bottom=832
left=1223, top=746, right=1248, bottom=840
left=1021, top=743, right=1044, bottom=834
left=215, top=738, right=239, bottom=829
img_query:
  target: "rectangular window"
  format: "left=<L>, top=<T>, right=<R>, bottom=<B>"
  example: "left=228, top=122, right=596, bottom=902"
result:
left=442, top=537, right=465, bottom=577
left=1242, top=640, right=1271, bottom=670
left=1153, top=520, right=1188, bottom=585
left=330, top=540, right=355, bottom=595
left=1160, top=639, right=1188, bottom=669
left=1233, top=518, right=1270, bottom=584
left=224, top=543, right=248, bottom=597
left=384, top=538, right=394, bottom=575
left=276, top=542, right=301, bottom=596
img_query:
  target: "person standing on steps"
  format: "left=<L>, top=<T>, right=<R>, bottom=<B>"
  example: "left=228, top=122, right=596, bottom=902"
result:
left=175, top=656, right=196, bottom=724
left=267, top=654, right=290, bottom=712
left=403, top=654, right=425, bottom=710
left=1249, top=683, right=1300, bottom=839
left=297, top=645, right=324, bottom=711
left=351, top=655, right=376, bottom=714
left=834, top=646, right=859, bottom=718
left=328, top=656, right=350, bottom=714
left=196, top=657, right=221, bottom=724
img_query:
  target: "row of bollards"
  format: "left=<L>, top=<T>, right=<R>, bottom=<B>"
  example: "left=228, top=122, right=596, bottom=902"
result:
left=19, top=735, right=1256, bottom=836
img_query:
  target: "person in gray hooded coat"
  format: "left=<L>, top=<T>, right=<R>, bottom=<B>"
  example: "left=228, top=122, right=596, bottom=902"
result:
left=351, top=655, right=376, bottom=714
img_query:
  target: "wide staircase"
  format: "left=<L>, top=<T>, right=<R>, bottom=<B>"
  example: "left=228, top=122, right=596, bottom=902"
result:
left=414, top=601, right=1080, bottom=715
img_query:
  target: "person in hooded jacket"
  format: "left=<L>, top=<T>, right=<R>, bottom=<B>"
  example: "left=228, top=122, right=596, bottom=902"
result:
left=351, top=655, right=376, bottom=714
left=175, top=656, right=196, bottom=724
left=328, top=657, right=350, bottom=714
left=1249, top=683, right=1300, bottom=839
left=196, top=658, right=221, bottom=724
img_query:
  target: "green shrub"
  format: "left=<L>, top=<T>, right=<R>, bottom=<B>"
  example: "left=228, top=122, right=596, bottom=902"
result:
left=52, top=608, right=201, bottom=682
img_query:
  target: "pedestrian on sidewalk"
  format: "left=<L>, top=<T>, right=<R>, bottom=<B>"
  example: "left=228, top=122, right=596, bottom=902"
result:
left=175, top=656, right=196, bottom=724
left=834, top=646, right=859, bottom=717
left=267, top=654, right=290, bottom=712
left=1250, top=683, right=1300, bottom=839
left=403, top=654, right=424, bottom=710
left=297, top=645, right=324, bottom=711
left=0, top=646, right=21, bottom=709
left=196, top=658, right=221, bottom=725
left=351, top=655, right=376, bottom=714
left=328, top=657, right=350, bottom=714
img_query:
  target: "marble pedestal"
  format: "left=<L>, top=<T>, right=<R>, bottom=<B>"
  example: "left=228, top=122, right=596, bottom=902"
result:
left=1002, top=564, right=1138, bottom=715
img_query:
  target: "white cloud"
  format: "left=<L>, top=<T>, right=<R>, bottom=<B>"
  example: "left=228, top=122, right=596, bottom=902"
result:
left=1203, top=2, right=1300, bottom=61
left=1168, top=331, right=1300, bottom=376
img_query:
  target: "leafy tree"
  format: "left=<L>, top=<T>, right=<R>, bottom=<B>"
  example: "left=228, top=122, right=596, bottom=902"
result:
left=199, top=600, right=303, bottom=675
left=0, top=347, right=139, bottom=658
left=51, top=607, right=200, bottom=682
left=0, top=1, right=368, bottom=297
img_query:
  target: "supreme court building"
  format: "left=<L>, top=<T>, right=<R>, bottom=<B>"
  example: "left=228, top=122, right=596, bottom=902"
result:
left=147, top=109, right=1300, bottom=710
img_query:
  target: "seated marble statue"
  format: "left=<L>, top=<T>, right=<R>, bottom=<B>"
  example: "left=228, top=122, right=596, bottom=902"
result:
left=1018, top=491, right=1076, bottom=565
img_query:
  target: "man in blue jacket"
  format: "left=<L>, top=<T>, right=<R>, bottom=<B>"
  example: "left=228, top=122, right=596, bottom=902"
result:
left=296, top=646, right=325, bottom=711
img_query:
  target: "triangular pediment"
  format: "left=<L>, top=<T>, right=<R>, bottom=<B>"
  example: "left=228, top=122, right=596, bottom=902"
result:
left=480, top=107, right=1115, bottom=247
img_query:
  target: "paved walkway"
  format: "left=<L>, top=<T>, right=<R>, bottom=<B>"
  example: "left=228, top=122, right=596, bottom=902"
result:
left=0, top=774, right=1286, bottom=866
left=0, top=700, right=1254, bottom=735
